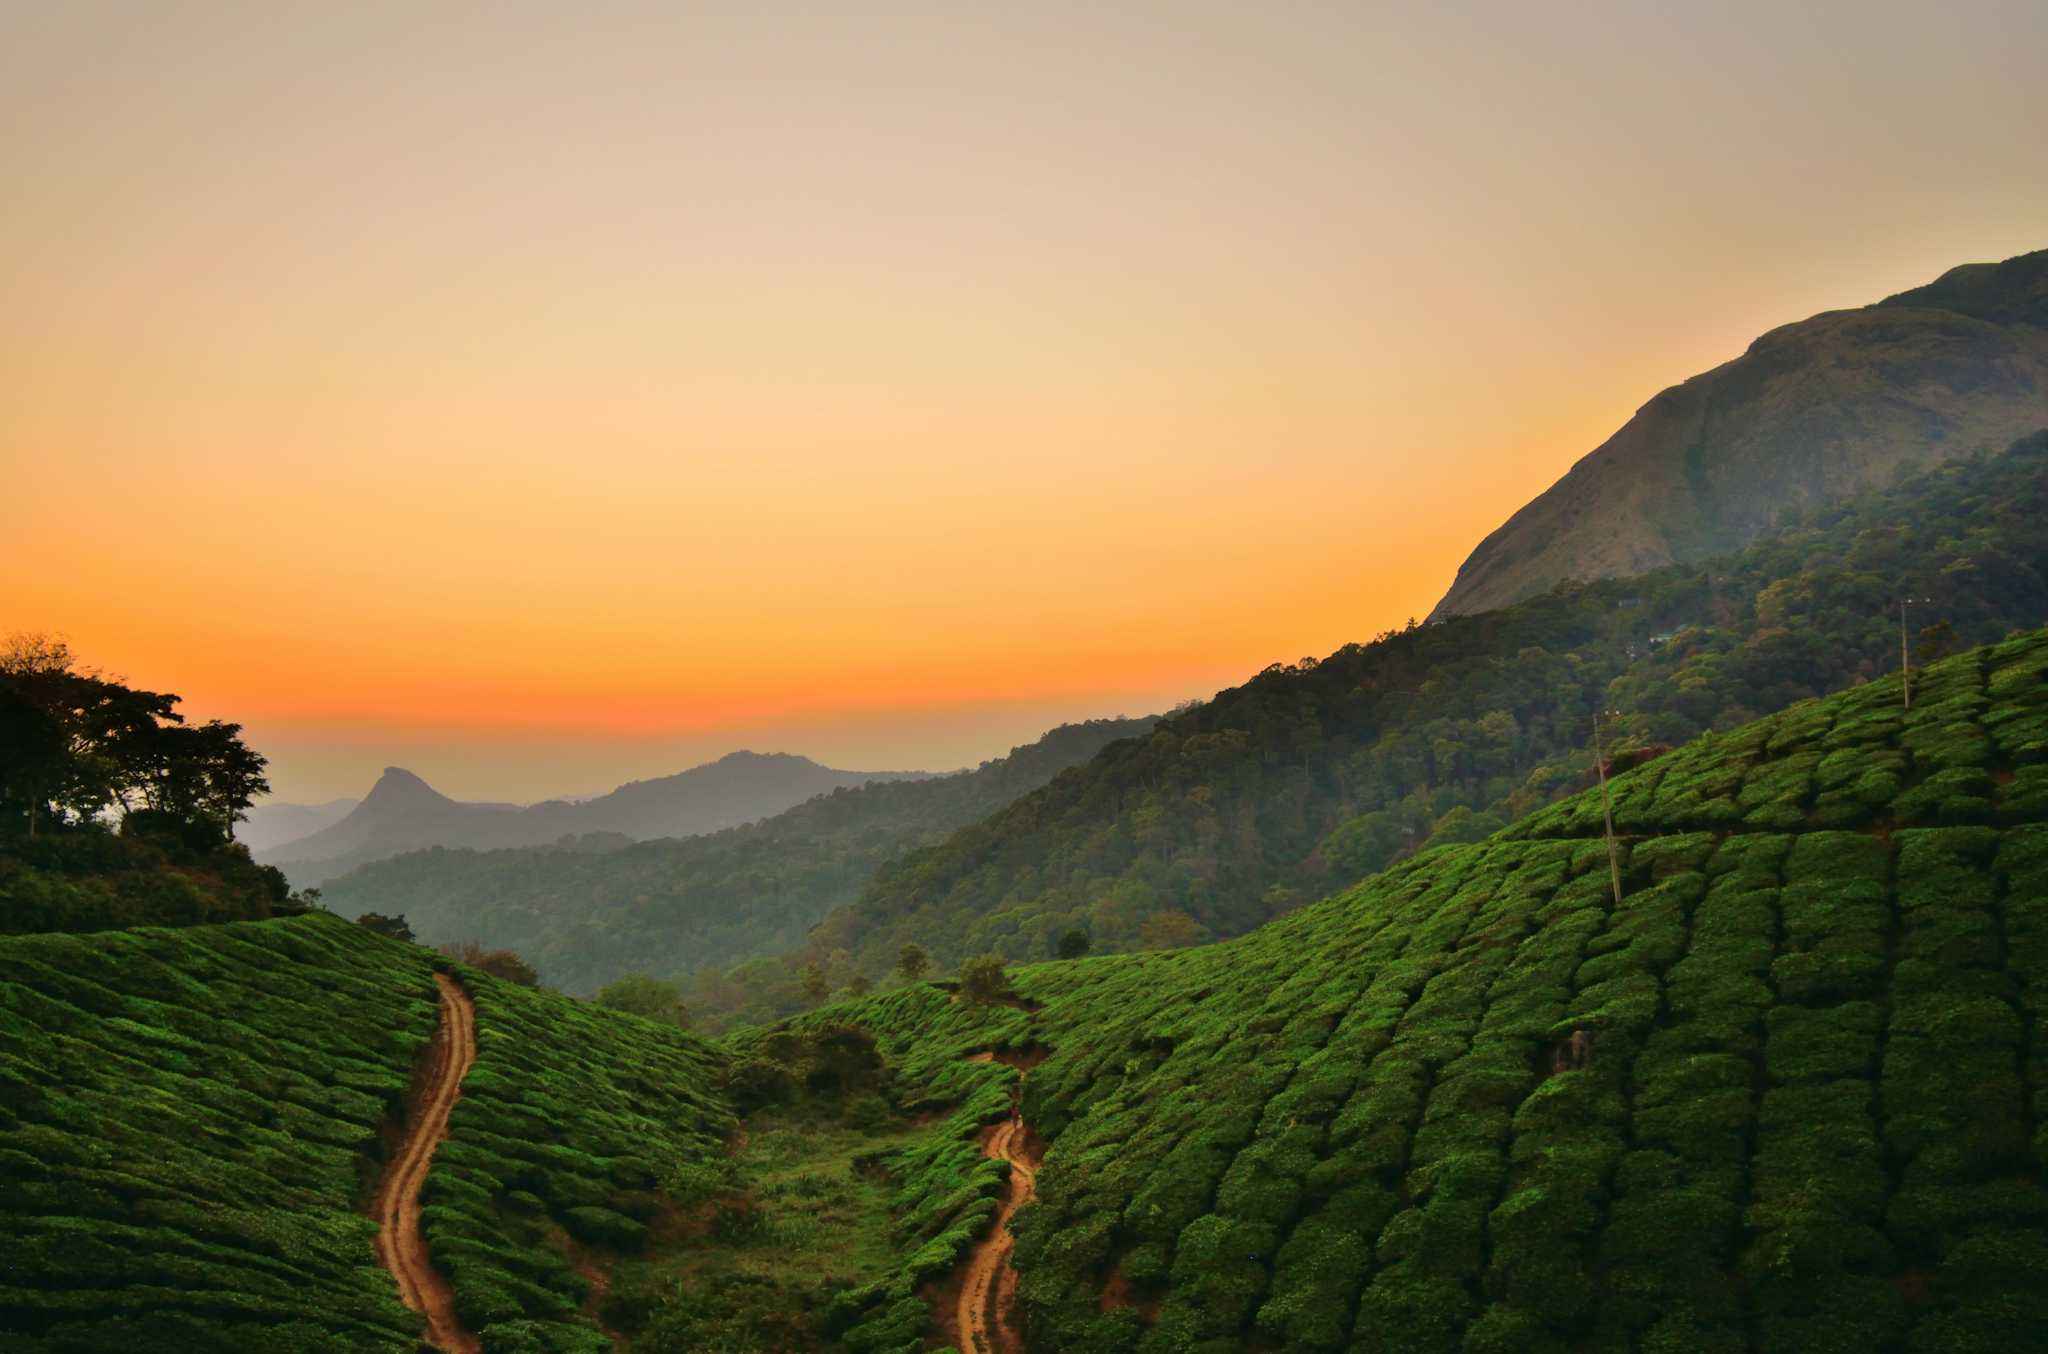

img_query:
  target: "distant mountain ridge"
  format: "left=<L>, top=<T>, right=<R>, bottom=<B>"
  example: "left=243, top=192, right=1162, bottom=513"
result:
left=260, top=751, right=933, bottom=886
left=234, top=797, right=358, bottom=853
left=1430, top=248, right=2048, bottom=618
left=318, top=715, right=1160, bottom=1000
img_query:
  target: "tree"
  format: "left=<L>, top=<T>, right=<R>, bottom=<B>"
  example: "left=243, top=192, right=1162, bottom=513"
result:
left=958, top=952, right=1009, bottom=1006
left=845, top=973, right=873, bottom=998
left=131, top=720, right=270, bottom=843
left=0, top=672, right=64, bottom=839
left=0, top=632, right=268, bottom=840
left=356, top=912, right=415, bottom=943
left=1056, top=929, right=1091, bottom=960
left=1139, top=909, right=1200, bottom=950
left=439, top=939, right=540, bottom=987
left=896, top=943, right=930, bottom=983
left=800, top=962, right=830, bottom=1006
left=595, top=973, right=690, bottom=1028
left=1918, top=620, right=1962, bottom=666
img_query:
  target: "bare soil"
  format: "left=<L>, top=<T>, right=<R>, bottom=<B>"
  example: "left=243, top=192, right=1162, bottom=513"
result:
left=946, top=1114, right=1043, bottom=1354
left=372, top=972, right=481, bottom=1354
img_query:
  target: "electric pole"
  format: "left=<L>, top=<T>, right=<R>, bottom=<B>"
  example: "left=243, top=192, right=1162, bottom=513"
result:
left=1898, top=595, right=1930, bottom=710
left=1593, top=709, right=1623, bottom=907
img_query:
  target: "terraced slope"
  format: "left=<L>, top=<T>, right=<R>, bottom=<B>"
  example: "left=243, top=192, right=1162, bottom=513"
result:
left=0, top=914, right=734, bottom=1354
left=801, top=630, right=2048, bottom=1353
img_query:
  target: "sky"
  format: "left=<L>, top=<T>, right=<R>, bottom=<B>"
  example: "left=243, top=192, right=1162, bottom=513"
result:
left=4, top=0, right=2043, bottom=803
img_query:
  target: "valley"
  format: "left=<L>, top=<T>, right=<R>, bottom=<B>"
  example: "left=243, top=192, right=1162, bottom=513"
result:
left=9, top=11, right=2044, bottom=1350
left=7, top=623, right=2048, bottom=1352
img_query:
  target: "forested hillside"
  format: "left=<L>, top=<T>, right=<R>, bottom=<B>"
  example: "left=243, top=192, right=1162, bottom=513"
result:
left=0, top=913, right=734, bottom=1353
left=320, top=717, right=1156, bottom=999
left=816, top=430, right=2048, bottom=974
left=796, top=629, right=2048, bottom=1353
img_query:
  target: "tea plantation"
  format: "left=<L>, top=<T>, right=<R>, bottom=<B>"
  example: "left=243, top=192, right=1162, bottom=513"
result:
left=7, top=629, right=2048, bottom=1354
left=0, top=913, right=735, bottom=1354
left=804, top=628, right=2048, bottom=1353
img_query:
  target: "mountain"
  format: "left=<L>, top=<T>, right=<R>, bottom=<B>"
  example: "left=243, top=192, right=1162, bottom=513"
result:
left=318, top=716, right=1159, bottom=1001
left=233, top=796, right=357, bottom=853
left=809, top=431, right=2048, bottom=975
left=259, top=751, right=934, bottom=886
left=1431, top=248, right=2048, bottom=619
left=16, top=632, right=2046, bottom=1353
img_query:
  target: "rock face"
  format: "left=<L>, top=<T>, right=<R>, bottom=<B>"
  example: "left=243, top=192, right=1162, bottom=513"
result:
left=1430, top=249, right=2048, bottom=619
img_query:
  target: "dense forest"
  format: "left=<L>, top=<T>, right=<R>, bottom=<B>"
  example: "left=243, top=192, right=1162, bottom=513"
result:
left=320, top=717, right=1157, bottom=1011
left=815, top=430, right=2048, bottom=974
left=0, top=635, right=292, bottom=933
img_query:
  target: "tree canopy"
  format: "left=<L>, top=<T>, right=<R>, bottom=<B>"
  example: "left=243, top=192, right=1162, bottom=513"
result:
left=0, top=634, right=268, bottom=844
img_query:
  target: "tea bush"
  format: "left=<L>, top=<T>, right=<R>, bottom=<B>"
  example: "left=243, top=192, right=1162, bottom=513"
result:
left=807, top=631, right=2048, bottom=1353
left=0, top=913, right=737, bottom=1353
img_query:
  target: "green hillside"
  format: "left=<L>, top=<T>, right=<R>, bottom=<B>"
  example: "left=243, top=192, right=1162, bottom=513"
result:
left=790, top=628, right=2048, bottom=1353
left=0, top=914, right=733, bottom=1353
left=6, top=633, right=2048, bottom=1354
left=815, top=431, right=2048, bottom=975
left=320, top=716, right=1156, bottom=1000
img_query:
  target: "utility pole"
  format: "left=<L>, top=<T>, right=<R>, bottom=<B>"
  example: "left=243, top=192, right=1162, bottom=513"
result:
left=1898, top=595, right=1930, bottom=710
left=1593, top=709, right=1623, bottom=907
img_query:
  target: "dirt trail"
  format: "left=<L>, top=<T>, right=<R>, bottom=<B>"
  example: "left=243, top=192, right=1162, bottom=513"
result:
left=373, top=972, right=481, bottom=1354
left=954, top=1115, right=1041, bottom=1354
left=945, top=1050, right=1046, bottom=1354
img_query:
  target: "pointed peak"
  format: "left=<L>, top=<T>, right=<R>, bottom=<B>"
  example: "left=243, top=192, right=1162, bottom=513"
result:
left=362, top=767, right=452, bottom=806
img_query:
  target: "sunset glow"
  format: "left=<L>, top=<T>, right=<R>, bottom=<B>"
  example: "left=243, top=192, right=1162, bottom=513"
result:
left=5, top=0, right=2043, bottom=799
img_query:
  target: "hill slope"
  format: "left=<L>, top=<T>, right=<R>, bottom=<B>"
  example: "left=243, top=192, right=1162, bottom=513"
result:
left=261, top=752, right=933, bottom=887
left=796, top=628, right=2048, bottom=1353
left=1431, top=247, right=2048, bottom=619
left=0, top=913, right=733, bottom=1352
left=814, top=431, right=2048, bottom=975
left=320, top=716, right=1158, bottom=998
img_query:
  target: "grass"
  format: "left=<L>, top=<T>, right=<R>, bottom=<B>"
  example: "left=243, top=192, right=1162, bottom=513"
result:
left=602, top=1111, right=944, bottom=1351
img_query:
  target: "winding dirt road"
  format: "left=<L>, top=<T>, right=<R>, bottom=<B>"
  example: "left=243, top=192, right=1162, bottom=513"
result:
left=953, top=1113, right=1041, bottom=1354
left=944, top=1048, right=1048, bottom=1354
left=373, top=972, right=481, bottom=1354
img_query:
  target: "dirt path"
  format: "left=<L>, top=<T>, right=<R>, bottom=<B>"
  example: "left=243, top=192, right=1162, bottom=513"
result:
left=944, top=1049, right=1047, bottom=1354
left=373, top=972, right=481, bottom=1354
left=953, top=1115, right=1040, bottom=1354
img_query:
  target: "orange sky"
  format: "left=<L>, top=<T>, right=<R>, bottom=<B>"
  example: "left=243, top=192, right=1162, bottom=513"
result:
left=4, top=1, right=2044, bottom=801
